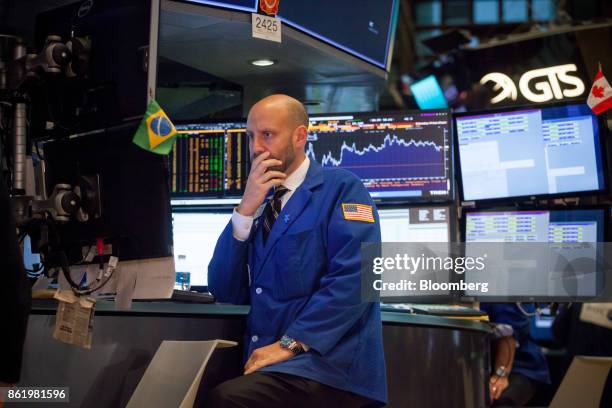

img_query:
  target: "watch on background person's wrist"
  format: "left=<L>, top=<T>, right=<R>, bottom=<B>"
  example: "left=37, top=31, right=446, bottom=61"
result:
left=495, top=365, right=509, bottom=378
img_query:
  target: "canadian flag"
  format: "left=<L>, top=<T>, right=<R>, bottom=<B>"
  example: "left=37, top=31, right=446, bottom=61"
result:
left=587, top=67, right=612, bottom=115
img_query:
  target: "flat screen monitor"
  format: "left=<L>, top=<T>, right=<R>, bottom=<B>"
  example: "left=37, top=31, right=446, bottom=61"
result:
left=170, top=121, right=248, bottom=202
left=278, top=0, right=399, bottom=70
left=173, top=207, right=452, bottom=288
left=43, top=123, right=173, bottom=263
left=379, top=206, right=451, bottom=242
left=172, top=211, right=232, bottom=287
left=377, top=205, right=454, bottom=302
left=455, top=103, right=607, bottom=202
left=463, top=208, right=606, bottom=299
left=308, top=110, right=452, bottom=202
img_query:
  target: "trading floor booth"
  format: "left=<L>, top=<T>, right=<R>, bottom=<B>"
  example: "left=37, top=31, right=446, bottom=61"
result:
left=23, top=301, right=492, bottom=408
left=10, top=1, right=612, bottom=408
left=21, top=102, right=494, bottom=406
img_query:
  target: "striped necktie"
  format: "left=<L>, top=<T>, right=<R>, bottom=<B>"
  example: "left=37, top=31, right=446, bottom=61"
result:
left=262, top=185, right=289, bottom=244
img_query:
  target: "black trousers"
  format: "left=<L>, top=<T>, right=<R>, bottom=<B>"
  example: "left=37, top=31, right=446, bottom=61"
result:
left=202, top=371, right=373, bottom=408
left=492, top=373, right=538, bottom=407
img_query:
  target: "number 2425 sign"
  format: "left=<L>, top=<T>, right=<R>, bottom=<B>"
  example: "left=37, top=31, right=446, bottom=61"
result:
left=252, top=13, right=281, bottom=43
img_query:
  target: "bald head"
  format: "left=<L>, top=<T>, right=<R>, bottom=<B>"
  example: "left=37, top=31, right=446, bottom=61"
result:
left=250, top=94, right=309, bottom=129
left=246, top=94, right=309, bottom=176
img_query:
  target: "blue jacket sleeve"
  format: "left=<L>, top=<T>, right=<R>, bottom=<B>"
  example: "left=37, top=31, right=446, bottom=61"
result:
left=207, top=221, right=251, bottom=304
left=286, top=174, right=381, bottom=355
left=483, top=303, right=530, bottom=343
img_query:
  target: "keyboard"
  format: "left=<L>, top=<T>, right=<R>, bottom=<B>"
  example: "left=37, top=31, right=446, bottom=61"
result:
left=381, top=303, right=487, bottom=317
left=169, top=290, right=215, bottom=303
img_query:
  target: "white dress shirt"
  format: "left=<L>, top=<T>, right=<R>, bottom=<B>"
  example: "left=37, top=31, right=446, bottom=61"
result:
left=232, top=156, right=310, bottom=241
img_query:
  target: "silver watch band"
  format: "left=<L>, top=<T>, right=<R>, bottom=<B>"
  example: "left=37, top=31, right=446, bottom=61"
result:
left=495, top=366, right=509, bottom=378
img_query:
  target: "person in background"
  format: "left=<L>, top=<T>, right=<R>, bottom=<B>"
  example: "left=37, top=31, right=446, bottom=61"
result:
left=481, top=303, right=550, bottom=406
left=0, top=175, right=31, bottom=403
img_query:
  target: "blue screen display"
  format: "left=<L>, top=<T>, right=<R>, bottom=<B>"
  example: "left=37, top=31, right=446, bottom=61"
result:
left=307, top=110, right=451, bottom=201
left=410, top=75, right=449, bottom=110
left=466, top=209, right=605, bottom=243
left=456, top=103, right=605, bottom=201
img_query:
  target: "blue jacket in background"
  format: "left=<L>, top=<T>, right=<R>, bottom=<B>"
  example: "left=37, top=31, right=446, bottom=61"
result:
left=208, top=161, right=388, bottom=405
left=481, top=303, right=550, bottom=384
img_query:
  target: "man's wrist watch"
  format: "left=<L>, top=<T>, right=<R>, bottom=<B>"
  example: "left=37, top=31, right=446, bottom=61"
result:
left=279, top=335, right=305, bottom=355
left=495, top=365, right=509, bottom=378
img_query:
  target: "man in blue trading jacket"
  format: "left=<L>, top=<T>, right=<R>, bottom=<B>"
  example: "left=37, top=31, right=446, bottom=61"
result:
left=206, top=94, right=386, bottom=407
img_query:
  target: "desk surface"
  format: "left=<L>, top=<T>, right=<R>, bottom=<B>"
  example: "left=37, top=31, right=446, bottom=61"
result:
left=31, top=299, right=492, bottom=334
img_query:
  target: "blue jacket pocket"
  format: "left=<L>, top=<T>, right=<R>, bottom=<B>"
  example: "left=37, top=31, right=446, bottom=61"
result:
left=273, top=226, right=325, bottom=300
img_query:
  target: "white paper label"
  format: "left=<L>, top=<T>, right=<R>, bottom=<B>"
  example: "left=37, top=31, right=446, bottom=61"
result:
left=252, top=13, right=281, bottom=43
left=53, top=290, right=95, bottom=349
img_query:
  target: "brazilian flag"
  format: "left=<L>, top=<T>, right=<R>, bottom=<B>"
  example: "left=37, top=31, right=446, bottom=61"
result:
left=132, top=98, right=177, bottom=155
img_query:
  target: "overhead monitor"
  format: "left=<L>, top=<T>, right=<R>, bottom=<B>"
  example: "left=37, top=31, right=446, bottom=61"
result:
left=170, top=121, right=248, bottom=203
left=308, top=110, right=452, bottom=202
left=278, top=0, right=400, bottom=70
left=172, top=211, right=232, bottom=287
left=184, top=0, right=258, bottom=13
left=379, top=206, right=451, bottom=242
left=181, top=1, right=399, bottom=70
left=455, top=103, right=607, bottom=202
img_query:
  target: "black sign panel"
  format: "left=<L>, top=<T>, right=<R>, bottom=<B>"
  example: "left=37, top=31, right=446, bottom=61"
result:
left=461, top=25, right=612, bottom=108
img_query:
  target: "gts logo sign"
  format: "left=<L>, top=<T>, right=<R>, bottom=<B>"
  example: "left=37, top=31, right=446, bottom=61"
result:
left=480, top=64, right=586, bottom=104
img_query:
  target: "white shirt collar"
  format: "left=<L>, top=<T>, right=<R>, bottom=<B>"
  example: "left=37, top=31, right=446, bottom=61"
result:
left=282, top=156, right=310, bottom=192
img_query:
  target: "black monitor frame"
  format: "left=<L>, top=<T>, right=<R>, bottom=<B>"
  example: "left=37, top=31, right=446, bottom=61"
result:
left=453, top=102, right=611, bottom=205
left=42, top=122, right=174, bottom=264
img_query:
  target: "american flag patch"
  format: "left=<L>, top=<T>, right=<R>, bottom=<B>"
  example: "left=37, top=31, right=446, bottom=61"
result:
left=342, top=203, right=374, bottom=223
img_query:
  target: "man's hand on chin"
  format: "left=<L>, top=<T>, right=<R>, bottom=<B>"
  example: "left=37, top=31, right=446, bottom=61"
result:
left=244, top=342, right=294, bottom=375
